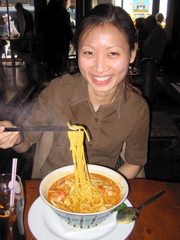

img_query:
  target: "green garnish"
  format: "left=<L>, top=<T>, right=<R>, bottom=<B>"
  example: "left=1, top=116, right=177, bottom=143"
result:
left=114, top=202, right=127, bottom=212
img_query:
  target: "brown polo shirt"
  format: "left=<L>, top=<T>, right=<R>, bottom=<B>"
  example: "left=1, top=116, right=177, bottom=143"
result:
left=22, top=73, right=149, bottom=178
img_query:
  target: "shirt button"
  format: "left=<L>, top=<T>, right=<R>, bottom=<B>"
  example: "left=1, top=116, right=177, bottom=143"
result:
left=95, top=118, right=98, bottom=122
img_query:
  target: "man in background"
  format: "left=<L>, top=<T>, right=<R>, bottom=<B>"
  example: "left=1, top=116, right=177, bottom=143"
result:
left=156, top=13, right=164, bottom=28
left=142, top=15, right=167, bottom=66
left=13, top=2, right=35, bottom=65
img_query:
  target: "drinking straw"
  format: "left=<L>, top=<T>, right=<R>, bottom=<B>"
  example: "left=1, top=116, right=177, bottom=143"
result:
left=10, top=158, right=18, bottom=208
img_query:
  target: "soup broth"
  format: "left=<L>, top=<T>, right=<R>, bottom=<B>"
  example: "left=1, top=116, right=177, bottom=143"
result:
left=48, top=173, right=121, bottom=213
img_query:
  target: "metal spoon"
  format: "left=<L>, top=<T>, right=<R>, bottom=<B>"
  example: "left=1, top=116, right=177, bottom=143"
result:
left=116, top=189, right=165, bottom=224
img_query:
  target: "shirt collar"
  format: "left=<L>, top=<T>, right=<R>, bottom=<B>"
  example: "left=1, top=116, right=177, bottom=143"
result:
left=70, top=74, right=89, bottom=104
left=110, top=83, right=126, bottom=118
left=69, top=74, right=126, bottom=118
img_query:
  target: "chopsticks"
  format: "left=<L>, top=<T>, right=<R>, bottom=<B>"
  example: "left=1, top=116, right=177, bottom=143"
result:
left=174, top=82, right=180, bottom=87
left=4, top=126, right=69, bottom=132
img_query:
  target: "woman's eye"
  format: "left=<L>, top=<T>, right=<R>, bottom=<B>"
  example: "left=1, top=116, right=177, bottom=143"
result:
left=110, top=52, right=119, bottom=56
left=84, top=51, right=93, bottom=55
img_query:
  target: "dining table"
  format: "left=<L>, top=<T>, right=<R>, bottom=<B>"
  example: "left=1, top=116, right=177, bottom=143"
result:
left=24, top=178, right=180, bottom=240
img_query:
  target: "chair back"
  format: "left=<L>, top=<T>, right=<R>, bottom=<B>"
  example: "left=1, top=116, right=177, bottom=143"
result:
left=132, top=58, right=157, bottom=109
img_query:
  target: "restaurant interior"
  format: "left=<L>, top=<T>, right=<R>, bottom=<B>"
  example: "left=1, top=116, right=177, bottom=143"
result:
left=0, top=0, right=180, bottom=183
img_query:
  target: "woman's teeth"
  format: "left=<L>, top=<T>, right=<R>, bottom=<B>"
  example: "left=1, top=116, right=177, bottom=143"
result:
left=94, top=76, right=111, bottom=81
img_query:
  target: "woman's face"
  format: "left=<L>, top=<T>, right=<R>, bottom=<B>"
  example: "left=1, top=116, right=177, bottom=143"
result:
left=78, top=24, right=137, bottom=95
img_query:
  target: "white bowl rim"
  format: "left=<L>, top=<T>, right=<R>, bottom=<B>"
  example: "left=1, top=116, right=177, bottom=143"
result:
left=39, top=164, right=129, bottom=216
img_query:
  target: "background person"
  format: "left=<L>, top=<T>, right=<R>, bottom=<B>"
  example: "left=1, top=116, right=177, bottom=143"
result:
left=133, top=17, right=149, bottom=69
left=141, top=15, right=167, bottom=65
left=2, top=14, right=19, bottom=58
left=135, top=17, right=149, bottom=47
left=38, top=0, right=73, bottom=77
left=156, top=13, right=164, bottom=28
left=13, top=2, right=36, bottom=65
left=0, top=4, right=149, bottom=180
left=2, top=14, right=19, bottom=37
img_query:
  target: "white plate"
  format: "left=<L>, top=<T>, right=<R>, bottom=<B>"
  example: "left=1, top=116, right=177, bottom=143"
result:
left=28, top=197, right=135, bottom=240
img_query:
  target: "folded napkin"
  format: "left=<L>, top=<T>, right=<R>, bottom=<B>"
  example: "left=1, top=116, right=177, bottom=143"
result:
left=44, top=207, right=116, bottom=240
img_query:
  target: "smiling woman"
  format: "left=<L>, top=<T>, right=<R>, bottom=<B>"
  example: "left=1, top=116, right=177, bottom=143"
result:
left=77, top=24, right=137, bottom=110
left=0, top=4, right=149, bottom=180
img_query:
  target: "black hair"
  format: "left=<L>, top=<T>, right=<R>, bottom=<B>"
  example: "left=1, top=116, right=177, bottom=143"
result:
left=57, top=0, right=67, bottom=7
left=15, top=2, right=23, bottom=10
left=144, top=15, right=158, bottom=27
left=74, top=4, right=138, bottom=53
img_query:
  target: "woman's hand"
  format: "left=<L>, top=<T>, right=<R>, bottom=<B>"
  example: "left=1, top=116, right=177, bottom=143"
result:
left=0, top=121, right=21, bottom=149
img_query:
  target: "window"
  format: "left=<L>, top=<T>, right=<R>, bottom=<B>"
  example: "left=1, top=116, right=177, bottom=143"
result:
left=159, top=0, right=168, bottom=27
left=67, top=0, right=76, bottom=27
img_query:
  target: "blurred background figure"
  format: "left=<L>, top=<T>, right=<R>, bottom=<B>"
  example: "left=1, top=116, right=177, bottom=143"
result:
left=2, top=14, right=19, bottom=37
left=38, top=0, right=73, bottom=77
left=135, top=17, right=149, bottom=49
left=131, top=17, right=149, bottom=71
left=141, top=15, right=167, bottom=68
left=15, top=2, right=34, bottom=39
left=156, top=13, right=164, bottom=28
left=13, top=2, right=36, bottom=65
left=2, top=14, right=19, bottom=57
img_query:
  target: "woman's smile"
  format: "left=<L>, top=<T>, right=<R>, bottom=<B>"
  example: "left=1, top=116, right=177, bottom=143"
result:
left=92, top=74, right=113, bottom=84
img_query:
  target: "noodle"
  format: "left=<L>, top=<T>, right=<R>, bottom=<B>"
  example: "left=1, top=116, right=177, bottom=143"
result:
left=67, top=122, right=91, bottom=196
left=48, top=122, right=120, bottom=213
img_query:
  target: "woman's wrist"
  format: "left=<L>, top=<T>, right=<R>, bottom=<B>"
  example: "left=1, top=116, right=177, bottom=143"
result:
left=13, top=132, right=24, bottom=147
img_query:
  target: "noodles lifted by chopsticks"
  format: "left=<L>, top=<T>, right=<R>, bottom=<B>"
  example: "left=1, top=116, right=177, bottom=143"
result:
left=67, top=122, right=91, bottom=196
left=48, top=122, right=120, bottom=213
left=66, top=122, right=120, bottom=213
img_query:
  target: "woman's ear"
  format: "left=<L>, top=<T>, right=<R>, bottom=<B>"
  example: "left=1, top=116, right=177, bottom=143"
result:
left=129, top=42, right=138, bottom=63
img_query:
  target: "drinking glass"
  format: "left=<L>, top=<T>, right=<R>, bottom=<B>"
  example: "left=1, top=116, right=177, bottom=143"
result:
left=0, top=173, right=25, bottom=240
